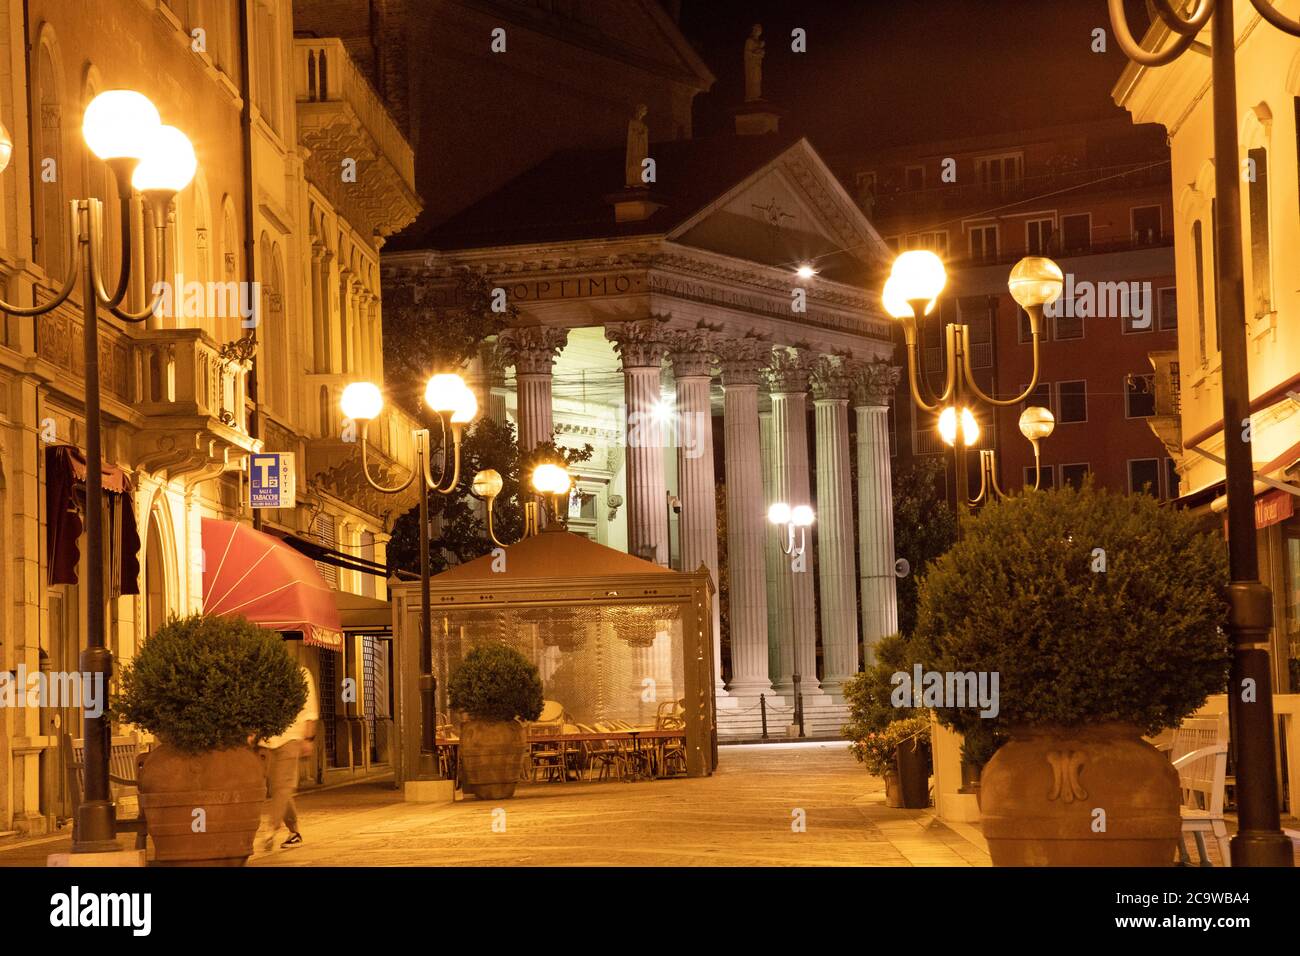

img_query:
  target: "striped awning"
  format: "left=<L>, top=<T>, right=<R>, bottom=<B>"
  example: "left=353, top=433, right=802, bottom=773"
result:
left=201, top=518, right=342, bottom=650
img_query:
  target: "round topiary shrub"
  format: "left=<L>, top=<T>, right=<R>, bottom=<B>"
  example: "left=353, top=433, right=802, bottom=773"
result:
left=448, top=644, right=544, bottom=722
left=115, top=614, right=307, bottom=754
left=915, top=483, right=1229, bottom=736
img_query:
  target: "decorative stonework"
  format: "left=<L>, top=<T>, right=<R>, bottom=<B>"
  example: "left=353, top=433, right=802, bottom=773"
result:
left=767, top=346, right=814, bottom=394
left=496, top=325, right=569, bottom=375
left=715, top=335, right=772, bottom=386
left=605, top=317, right=669, bottom=369
left=664, top=328, right=715, bottom=379
left=851, top=359, right=902, bottom=408
left=811, top=355, right=853, bottom=402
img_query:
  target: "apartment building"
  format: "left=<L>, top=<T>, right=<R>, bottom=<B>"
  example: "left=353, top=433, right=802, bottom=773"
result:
left=844, top=117, right=1179, bottom=501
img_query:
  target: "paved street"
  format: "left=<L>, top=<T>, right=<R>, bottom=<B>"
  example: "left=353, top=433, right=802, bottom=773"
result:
left=248, top=741, right=989, bottom=867
left=0, top=742, right=990, bottom=867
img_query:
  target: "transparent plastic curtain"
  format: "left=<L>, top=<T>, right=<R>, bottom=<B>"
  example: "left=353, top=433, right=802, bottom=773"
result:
left=433, top=603, right=685, bottom=727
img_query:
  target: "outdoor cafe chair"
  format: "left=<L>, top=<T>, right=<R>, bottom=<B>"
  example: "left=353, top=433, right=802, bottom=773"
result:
left=578, top=723, right=622, bottom=781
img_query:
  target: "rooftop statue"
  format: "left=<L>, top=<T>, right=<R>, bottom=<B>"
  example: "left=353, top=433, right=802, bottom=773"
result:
left=744, top=24, right=765, bottom=102
left=625, top=104, right=649, bottom=189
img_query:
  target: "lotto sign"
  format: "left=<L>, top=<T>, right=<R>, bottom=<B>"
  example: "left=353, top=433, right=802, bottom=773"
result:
left=250, top=453, right=296, bottom=508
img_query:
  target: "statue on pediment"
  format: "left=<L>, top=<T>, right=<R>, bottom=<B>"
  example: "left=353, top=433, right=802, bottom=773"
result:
left=744, top=24, right=765, bottom=102
left=625, top=104, right=649, bottom=189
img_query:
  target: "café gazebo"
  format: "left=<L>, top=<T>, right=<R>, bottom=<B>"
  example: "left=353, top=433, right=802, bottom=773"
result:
left=390, top=528, right=718, bottom=787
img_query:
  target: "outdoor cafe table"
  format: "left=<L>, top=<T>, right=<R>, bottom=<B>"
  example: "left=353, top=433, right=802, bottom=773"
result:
left=434, top=729, right=685, bottom=781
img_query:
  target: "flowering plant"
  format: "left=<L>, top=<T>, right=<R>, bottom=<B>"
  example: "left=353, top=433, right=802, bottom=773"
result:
left=848, top=716, right=931, bottom=777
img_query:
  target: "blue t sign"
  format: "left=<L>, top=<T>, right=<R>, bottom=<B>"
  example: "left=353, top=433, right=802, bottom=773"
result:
left=250, top=453, right=294, bottom=508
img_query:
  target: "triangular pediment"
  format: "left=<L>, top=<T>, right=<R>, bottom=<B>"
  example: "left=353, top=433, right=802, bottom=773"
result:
left=669, top=139, right=889, bottom=271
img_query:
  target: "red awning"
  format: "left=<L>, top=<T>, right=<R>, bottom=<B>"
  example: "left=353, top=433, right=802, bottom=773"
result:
left=45, top=445, right=140, bottom=595
left=201, top=518, right=342, bottom=650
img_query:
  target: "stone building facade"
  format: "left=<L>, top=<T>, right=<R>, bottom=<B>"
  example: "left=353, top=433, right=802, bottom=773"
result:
left=0, top=0, right=418, bottom=834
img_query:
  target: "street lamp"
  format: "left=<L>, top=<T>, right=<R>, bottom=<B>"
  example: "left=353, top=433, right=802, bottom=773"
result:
left=965, top=406, right=1056, bottom=505
left=531, top=462, right=573, bottom=527
left=1108, top=0, right=1298, bottom=867
left=0, top=89, right=194, bottom=853
left=768, top=501, right=814, bottom=736
left=884, top=252, right=1062, bottom=523
left=767, top=501, right=813, bottom=556
left=471, top=464, right=570, bottom=547
left=340, top=372, right=477, bottom=783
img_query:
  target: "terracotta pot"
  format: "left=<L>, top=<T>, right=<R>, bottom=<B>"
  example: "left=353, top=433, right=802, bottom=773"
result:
left=137, top=743, right=266, bottom=866
left=460, top=719, right=525, bottom=799
left=980, top=723, right=1180, bottom=866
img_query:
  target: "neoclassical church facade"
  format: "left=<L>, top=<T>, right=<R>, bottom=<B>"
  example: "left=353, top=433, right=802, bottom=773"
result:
left=386, top=115, right=902, bottom=735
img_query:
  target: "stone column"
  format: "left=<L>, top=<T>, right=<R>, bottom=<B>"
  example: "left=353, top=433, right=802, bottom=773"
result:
left=310, top=245, right=328, bottom=373
left=606, top=319, right=669, bottom=565
left=497, top=326, right=568, bottom=453
left=767, top=347, right=819, bottom=696
left=665, top=329, right=724, bottom=693
left=717, top=337, right=773, bottom=697
left=483, top=340, right=509, bottom=426
left=760, top=407, right=782, bottom=684
left=853, top=360, right=902, bottom=665
left=812, top=356, right=859, bottom=698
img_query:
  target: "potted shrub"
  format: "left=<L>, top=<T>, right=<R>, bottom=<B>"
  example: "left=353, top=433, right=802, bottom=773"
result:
left=843, top=633, right=932, bottom=808
left=447, top=644, right=543, bottom=799
left=916, top=484, right=1229, bottom=866
left=114, top=614, right=306, bottom=866
left=849, top=716, right=932, bottom=808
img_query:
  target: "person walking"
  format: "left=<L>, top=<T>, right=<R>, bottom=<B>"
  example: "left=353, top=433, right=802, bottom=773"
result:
left=258, top=663, right=318, bottom=852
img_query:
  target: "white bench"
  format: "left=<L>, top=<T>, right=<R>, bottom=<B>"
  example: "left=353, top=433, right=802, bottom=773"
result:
left=1169, top=714, right=1230, bottom=866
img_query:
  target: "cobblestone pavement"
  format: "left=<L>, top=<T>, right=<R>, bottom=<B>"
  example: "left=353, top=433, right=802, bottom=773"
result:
left=248, top=741, right=991, bottom=867
left=0, top=742, right=990, bottom=866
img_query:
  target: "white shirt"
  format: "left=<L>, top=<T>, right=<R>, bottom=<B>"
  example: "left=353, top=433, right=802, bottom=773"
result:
left=262, top=665, right=319, bottom=749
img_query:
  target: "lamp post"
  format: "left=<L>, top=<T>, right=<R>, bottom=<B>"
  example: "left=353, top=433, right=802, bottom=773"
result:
left=1108, top=0, right=1297, bottom=867
left=960, top=406, right=1056, bottom=505
left=0, top=90, right=195, bottom=852
left=768, top=501, right=814, bottom=737
left=340, top=375, right=477, bottom=783
left=883, top=252, right=1062, bottom=529
left=472, top=462, right=573, bottom=546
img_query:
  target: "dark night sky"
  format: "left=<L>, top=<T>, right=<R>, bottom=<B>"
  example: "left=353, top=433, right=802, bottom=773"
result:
left=678, top=0, right=1152, bottom=158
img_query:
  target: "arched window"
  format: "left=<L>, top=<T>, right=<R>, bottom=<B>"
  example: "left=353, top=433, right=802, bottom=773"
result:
left=34, top=29, right=66, bottom=282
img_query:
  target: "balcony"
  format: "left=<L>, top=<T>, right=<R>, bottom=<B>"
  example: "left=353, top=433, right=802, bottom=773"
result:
left=294, top=38, right=421, bottom=241
left=304, top=373, right=421, bottom=516
left=1145, top=349, right=1182, bottom=459
left=130, top=328, right=261, bottom=481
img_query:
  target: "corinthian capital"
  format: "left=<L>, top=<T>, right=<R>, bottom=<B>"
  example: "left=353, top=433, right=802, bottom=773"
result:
left=811, top=355, right=853, bottom=402
left=606, top=317, right=669, bottom=369
left=714, top=335, right=771, bottom=386
left=766, top=346, right=814, bottom=394
left=663, top=328, right=715, bottom=379
left=496, top=325, right=569, bottom=376
left=851, top=359, right=902, bottom=407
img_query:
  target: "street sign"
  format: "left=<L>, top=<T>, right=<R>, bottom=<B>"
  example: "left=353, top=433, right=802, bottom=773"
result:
left=249, top=452, right=296, bottom=509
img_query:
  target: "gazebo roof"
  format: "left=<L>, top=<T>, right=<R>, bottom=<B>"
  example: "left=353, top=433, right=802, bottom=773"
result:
left=431, top=529, right=674, bottom=583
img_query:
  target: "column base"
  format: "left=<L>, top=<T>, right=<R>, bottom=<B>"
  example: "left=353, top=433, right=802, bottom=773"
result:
left=404, top=779, right=456, bottom=803
left=725, top=677, right=775, bottom=697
